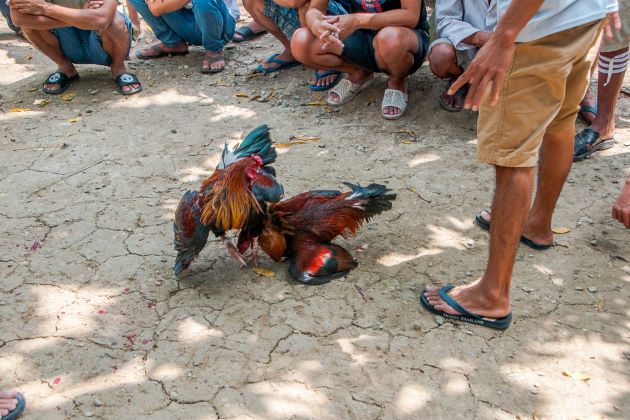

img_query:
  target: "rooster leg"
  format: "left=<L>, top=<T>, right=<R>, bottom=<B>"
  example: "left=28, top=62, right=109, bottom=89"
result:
left=245, top=238, right=259, bottom=267
left=221, top=236, right=248, bottom=268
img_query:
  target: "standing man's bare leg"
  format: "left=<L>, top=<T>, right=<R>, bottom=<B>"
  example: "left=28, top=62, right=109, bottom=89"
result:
left=425, top=165, right=535, bottom=319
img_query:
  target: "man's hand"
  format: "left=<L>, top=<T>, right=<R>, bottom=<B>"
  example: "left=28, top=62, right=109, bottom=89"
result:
left=323, top=14, right=358, bottom=40
left=612, top=179, right=630, bottom=228
left=471, top=31, right=492, bottom=47
left=603, top=11, right=621, bottom=40
left=84, top=0, right=104, bottom=9
left=9, top=0, right=50, bottom=15
left=448, top=33, right=516, bottom=110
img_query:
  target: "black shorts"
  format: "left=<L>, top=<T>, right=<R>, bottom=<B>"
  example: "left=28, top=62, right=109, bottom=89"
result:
left=341, top=27, right=429, bottom=75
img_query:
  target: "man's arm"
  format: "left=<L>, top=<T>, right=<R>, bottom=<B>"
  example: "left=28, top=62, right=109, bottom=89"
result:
left=146, top=0, right=190, bottom=16
left=449, top=0, right=546, bottom=110
left=10, top=8, right=67, bottom=29
left=10, top=0, right=117, bottom=30
left=347, top=0, right=420, bottom=31
left=437, top=0, right=488, bottom=49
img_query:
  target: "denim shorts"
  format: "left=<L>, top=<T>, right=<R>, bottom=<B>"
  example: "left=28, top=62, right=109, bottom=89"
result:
left=263, top=0, right=348, bottom=40
left=50, top=12, right=133, bottom=66
left=342, top=28, right=429, bottom=75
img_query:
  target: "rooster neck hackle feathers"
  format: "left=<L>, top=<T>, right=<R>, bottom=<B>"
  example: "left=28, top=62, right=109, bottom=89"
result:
left=201, top=158, right=262, bottom=231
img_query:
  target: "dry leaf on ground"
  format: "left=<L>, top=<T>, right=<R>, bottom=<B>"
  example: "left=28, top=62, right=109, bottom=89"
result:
left=552, top=227, right=572, bottom=234
left=253, top=267, right=275, bottom=277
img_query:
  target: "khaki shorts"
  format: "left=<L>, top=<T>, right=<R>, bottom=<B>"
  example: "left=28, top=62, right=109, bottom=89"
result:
left=601, top=0, right=630, bottom=52
left=477, top=21, right=603, bottom=167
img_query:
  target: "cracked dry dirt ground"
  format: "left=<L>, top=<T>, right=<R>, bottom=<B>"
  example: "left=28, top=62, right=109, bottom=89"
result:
left=1, top=14, right=630, bottom=420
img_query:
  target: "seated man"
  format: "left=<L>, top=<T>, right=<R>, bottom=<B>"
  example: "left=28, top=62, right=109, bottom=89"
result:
left=130, top=0, right=239, bottom=73
left=244, top=0, right=348, bottom=90
left=291, top=0, right=430, bottom=119
left=10, top=0, right=142, bottom=95
left=428, top=0, right=497, bottom=112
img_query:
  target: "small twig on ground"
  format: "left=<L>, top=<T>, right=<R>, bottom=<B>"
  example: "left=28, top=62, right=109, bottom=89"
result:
left=355, top=285, right=373, bottom=302
left=407, top=186, right=431, bottom=203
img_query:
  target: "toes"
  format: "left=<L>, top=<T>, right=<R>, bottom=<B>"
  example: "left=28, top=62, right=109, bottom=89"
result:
left=1, top=408, right=8, bottom=416
left=0, top=391, right=17, bottom=399
left=0, top=399, right=18, bottom=410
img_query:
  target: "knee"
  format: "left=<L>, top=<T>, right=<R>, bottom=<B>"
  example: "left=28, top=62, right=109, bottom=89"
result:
left=428, top=43, right=456, bottom=78
left=101, top=13, right=127, bottom=37
left=373, top=27, right=406, bottom=59
left=291, top=27, right=314, bottom=62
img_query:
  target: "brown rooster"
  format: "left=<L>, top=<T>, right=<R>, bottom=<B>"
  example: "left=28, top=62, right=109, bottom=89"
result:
left=173, top=125, right=283, bottom=275
left=238, top=183, right=396, bottom=284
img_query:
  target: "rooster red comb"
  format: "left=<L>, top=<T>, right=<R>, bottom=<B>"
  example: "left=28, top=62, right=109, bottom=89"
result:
left=251, top=155, right=263, bottom=166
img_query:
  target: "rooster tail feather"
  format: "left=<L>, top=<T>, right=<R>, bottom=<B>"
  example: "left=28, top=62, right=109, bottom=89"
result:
left=342, top=182, right=397, bottom=217
left=217, top=125, right=276, bottom=169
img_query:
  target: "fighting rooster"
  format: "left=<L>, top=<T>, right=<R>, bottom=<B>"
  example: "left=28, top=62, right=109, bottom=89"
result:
left=242, top=182, right=396, bottom=284
left=173, top=125, right=283, bottom=275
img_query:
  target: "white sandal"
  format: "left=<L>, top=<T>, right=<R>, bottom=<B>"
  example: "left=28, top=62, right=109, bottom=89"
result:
left=381, top=88, right=408, bottom=120
left=327, top=77, right=374, bottom=106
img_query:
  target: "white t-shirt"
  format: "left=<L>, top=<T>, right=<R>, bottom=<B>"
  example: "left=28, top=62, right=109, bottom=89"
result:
left=498, top=0, right=618, bottom=42
left=184, top=0, right=241, bottom=21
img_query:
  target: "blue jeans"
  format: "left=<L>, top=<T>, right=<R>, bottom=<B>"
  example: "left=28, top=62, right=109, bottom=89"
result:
left=50, top=12, right=133, bottom=66
left=128, top=0, right=236, bottom=52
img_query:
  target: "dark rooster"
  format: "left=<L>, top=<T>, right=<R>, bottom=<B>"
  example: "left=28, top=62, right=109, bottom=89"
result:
left=245, top=183, right=396, bottom=285
left=173, top=125, right=283, bottom=275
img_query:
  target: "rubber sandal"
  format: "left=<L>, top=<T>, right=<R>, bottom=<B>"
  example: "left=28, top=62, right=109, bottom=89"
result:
left=1, top=392, right=26, bottom=420
left=308, top=70, right=341, bottom=91
left=42, top=72, right=79, bottom=95
left=439, top=80, right=468, bottom=112
left=115, top=73, right=143, bottom=96
left=233, top=26, right=266, bottom=43
left=573, top=127, right=615, bottom=162
left=381, top=88, right=408, bottom=120
left=135, top=43, right=188, bottom=59
left=474, top=211, right=553, bottom=251
left=578, top=104, right=597, bottom=122
left=420, top=285, right=512, bottom=330
left=256, top=53, right=300, bottom=75
left=201, top=53, right=225, bottom=74
left=327, top=77, right=374, bottom=106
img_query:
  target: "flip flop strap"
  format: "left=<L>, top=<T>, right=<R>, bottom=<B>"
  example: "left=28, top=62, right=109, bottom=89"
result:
left=381, top=88, right=408, bottom=111
left=438, top=285, right=481, bottom=320
left=574, top=128, right=600, bottom=155
left=44, top=72, right=68, bottom=85
left=314, top=70, right=341, bottom=79
left=203, top=53, right=225, bottom=65
left=329, top=78, right=359, bottom=100
left=116, top=73, right=140, bottom=86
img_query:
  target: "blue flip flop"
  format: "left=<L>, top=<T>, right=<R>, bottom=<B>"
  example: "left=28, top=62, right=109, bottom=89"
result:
left=308, top=70, right=342, bottom=91
left=1, top=392, right=25, bottom=420
left=420, top=285, right=512, bottom=330
left=256, top=53, right=300, bottom=75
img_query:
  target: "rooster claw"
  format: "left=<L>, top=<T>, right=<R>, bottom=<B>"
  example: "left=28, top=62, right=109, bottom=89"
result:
left=222, top=236, right=249, bottom=268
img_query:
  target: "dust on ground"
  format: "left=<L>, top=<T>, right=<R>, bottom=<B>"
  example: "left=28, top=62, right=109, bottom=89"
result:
left=0, top=13, right=629, bottom=420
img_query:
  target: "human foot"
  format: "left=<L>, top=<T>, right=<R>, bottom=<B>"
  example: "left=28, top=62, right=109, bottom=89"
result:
left=257, top=51, right=298, bottom=73
left=233, top=21, right=266, bottom=42
left=382, top=78, right=408, bottom=118
left=476, top=211, right=553, bottom=248
left=308, top=70, right=341, bottom=91
left=0, top=390, right=24, bottom=417
left=111, top=63, right=142, bottom=94
left=136, top=41, right=188, bottom=59
left=327, top=70, right=373, bottom=105
left=423, top=281, right=511, bottom=320
left=201, top=51, right=226, bottom=73
left=43, top=65, right=78, bottom=94
left=439, top=79, right=467, bottom=112
left=579, top=90, right=597, bottom=124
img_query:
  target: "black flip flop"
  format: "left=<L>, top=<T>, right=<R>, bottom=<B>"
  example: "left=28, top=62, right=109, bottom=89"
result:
left=232, top=26, right=267, bottom=43
left=115, top=73, right=143, bottom=96
left=420, top=285, right=512, bottom=330
left=42, top=72, right=79, bottom=94
left=474, top=211, right=552, bottom=251
left=573, top=128, right=614, bottom=162
left=135, top=43, right=189, bottom=59
left=439, top=80, right=468, bottom=112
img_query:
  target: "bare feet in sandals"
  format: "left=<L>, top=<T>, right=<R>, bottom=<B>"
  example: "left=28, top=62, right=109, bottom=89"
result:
left=0, top=390, right=24, bottom=418
left=136, top=41, right=188, bottom=59
left=201, top=51, right=226, bottom=74
left=382, top=78, right=408, bottom=118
